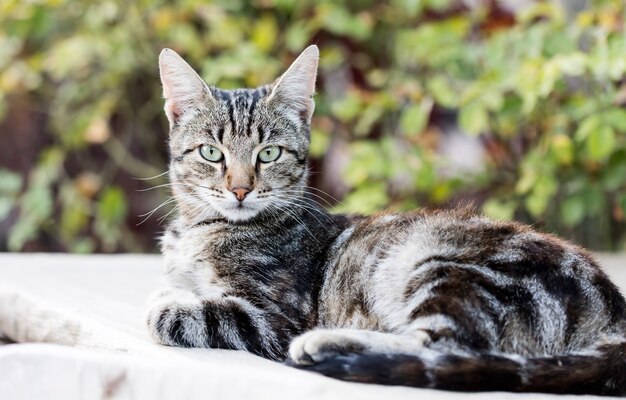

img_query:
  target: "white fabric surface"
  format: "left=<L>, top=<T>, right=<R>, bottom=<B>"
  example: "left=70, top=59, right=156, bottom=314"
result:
left=0, top=253, right=624, bottom=400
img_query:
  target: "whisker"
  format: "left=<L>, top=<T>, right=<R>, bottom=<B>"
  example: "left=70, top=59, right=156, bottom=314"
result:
left=273, top=193, right=335, bottom=218
left=137, top=197, right=176, bottom=226
left=270, top=197, right=334, bottom=227
left=133, top=170, right=170, bottom=181
left=136, top=183, right=176, bottom=192
left=274, top=185, right=342, bottom=206
left=269, top=202, right=319, bottom=243
left=302, top=185, right=343, bottom=204
left=157, top=205, right=180, bottom=225
left=138, top=198, right=176, bottom=218
left=278, top=189, right=335, bottom=208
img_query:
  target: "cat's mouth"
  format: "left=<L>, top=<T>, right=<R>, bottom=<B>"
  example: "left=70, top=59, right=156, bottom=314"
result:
left=219, top=201, right=263, bottom=221
left=224, top=200, right=255, bottom=210
left=193, top=188, right=265, bottom=221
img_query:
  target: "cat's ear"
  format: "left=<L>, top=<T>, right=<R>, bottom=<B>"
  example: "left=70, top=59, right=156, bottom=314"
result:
left=159, top=48, right=211, bottom=128
left=268, top=45, right=319, bottom=125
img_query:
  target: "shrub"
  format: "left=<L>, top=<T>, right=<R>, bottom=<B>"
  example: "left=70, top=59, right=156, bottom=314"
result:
left=0, top=0, right=624, bottom=252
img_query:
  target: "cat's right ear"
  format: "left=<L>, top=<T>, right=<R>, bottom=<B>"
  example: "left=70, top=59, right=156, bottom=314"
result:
left=267, top=45, right=319, bottom=125
left=159, top=49, right=211, bottom=128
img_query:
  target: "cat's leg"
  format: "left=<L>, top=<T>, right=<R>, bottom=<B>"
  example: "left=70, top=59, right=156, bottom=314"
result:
left=146, top=287, right=203, bottom=346
left=288, top=328, right=431, bottom=365
left=146, top=287, right=285, bottom=360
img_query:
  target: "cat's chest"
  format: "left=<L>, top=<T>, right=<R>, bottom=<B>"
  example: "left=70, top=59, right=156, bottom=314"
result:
left=165, top=222, right=309, bottom=298
left=162, top=227, right=225, bottom=297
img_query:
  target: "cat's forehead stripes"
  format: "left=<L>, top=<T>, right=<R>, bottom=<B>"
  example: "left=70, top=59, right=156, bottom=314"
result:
left=210, top=86, right=271, bottom=140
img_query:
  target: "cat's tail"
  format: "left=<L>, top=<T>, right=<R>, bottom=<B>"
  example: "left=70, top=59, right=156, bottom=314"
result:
left=291, top=340, right=626, bottom=396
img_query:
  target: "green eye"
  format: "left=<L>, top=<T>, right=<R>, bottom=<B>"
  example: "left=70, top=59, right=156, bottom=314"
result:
left=258, top=146, right=281, bottom=163
left=199, top=145, right=223, bottom=162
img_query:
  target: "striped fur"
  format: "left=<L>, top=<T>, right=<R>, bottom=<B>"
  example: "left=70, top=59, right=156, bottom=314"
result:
left=146, top=47, right=626, bottom=395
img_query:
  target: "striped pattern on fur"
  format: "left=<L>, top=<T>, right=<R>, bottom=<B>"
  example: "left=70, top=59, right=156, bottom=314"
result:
left=146, top=46, right=626, bottom=395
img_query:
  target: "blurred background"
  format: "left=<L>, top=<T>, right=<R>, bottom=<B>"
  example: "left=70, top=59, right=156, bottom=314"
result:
left=0, top=0, right=625, bottom=253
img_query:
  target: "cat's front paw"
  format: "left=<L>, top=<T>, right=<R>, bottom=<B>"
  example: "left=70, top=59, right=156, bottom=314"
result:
left=288, top=329, right=367, bottom=366
left=145, top=289, right=206, bottom=347
left=288, top=329, right=431, bottom=366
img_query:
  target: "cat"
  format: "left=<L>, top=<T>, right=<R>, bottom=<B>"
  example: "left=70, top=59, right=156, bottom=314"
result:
left=146, top=45, right=626, bottom=395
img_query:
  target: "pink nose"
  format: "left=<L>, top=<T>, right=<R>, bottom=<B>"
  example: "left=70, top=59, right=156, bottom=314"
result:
left=232, top=188, right=251, bottom=201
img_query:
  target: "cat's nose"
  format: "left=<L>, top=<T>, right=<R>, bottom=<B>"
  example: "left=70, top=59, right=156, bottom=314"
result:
left=231, top=187, right=251, bottom=202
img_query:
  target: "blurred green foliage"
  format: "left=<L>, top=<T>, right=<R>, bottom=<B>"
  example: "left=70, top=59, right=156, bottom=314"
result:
left=0, top=0, right=625, bottom=252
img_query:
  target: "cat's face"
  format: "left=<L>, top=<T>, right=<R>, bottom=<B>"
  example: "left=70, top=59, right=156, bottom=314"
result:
left=159, top=46, right=318, bottom=222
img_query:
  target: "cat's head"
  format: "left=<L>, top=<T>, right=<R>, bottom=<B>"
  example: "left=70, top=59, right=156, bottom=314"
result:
left=159, top=46, right=318, bottom=222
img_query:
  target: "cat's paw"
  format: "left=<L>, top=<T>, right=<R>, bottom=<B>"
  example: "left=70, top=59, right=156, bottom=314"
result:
left=288, top=329, right=431, bottom=366
left=145, top=289, right=206, bottom=346
left=288, top=329, right=367, bottom=366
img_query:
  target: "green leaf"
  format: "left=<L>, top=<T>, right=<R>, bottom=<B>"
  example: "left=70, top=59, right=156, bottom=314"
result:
left=0, top=197, right=14, bottom=221
left=604, top=108, right=626, bottom=132
left=252, top=16, right=278, bottom=52
left=586, top=125, right=615, bottom=161
left=426, top=0, right=452, bottom=11
left=285, top=21, right=313, bottom=52
left=427, top=76, right=457, bottom=108
left=97, top=187, right=128, bottom=224
left=309, top=128, right=331, bottom=158
left=514, top=61, right=541, bottom=113
left=575, top=115, right=601, bottom=142
left=23, top=186, right=53, bottom=220
left=355, top=103, right=384, bottom=136
left=69, top=238, right=96, bottom=254
left=582, top=186, right=604, bottom=217
left=8, top=216, right=38, bottom=251
left=524, top=174, right=557, bottom=217
left=330, top=92, right=363, bottom=122
left=400, top=99, right=432, bottom=136
left=413, top=162, right=436, bottom=190
left=343, top=142, right=387, bottom=186
left=603, top=153, right=626, bottom=190
left=318, top=4, right=373, bottom=40
left=395, top=0, right=423, bottom=17
left=515, top=165, right=537, bottom=194
left=95, top=187, right=127, bottom=251
left=395, top=18, right=470, bottom=68
left=550, top=134, right=574, bottom=165
left=334, top=183, right=389, bottom=214
left=483, top=198, right=517, bottom=220
left=0, top=169, right=22, bottom=195
left=553, top=52, right=587, bottom=76
left=525, top=192, right=547, bottom=218
left=61, top=205, right=89, bottom=237
left=458, top=102, right=488, bottom=136
left=561, top=195, right=585, bottom=226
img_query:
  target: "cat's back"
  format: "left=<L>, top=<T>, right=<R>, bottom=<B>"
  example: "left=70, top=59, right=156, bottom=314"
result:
left=319, top=209, right=626, bottom=354
left=325, top=208, right=606, bottom=281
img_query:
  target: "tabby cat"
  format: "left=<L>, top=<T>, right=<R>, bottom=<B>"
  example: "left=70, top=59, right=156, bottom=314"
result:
left=146, top=45, right=626, bottom=395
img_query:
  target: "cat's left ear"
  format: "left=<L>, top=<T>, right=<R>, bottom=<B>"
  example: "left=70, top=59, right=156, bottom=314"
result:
left=159, top=48, right=212, bottom=128
left=268, top=45, right=319, bottom=125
